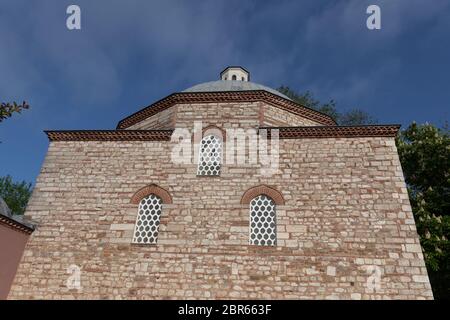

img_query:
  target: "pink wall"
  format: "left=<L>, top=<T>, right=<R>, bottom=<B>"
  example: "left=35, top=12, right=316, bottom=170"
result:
left=0, top=224, right=29, bottom=299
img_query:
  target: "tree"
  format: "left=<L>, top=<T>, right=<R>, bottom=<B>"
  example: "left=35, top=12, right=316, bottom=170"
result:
left=0, top=175, right=32, bottom=215
left=278, top=86, right=339, bottom=120
left=277, top=86, right=376, bottom=125
left=338, top=109, right=378, bottom=126
left=396, top=123, right=450, bottom=299
left=0, top=101, right=30, bottom=123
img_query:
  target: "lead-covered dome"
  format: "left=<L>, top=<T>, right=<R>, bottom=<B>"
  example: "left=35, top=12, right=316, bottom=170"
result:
left=183, top=66, right=292, bottom=100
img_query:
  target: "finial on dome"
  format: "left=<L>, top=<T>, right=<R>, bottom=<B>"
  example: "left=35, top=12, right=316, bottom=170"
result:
left=220, top=66, right=249, bottom=82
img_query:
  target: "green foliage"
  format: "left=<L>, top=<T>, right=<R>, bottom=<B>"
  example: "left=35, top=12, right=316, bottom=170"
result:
left=397, top=123, right=450, bottom=299
left=277, top=86, right=376, bottom=125
left=0, top=101, right=30, bottom=123
left=338, top=109, right=378, bottom=126
left=0, top=175, right=32, bottom=215
left=277, top=86, right=338, bottom=119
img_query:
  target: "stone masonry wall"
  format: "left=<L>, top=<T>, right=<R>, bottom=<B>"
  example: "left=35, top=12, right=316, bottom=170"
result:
left=9, top=137, right=432, bottom=299
left=127, top=106, right=176, bottom=130
left=174, top=102, right=260, bottom=129
left=124, top=101, right=323, bottom=130
left=261, top=103, right=322, bottom=127
left=9, top=101, right=432, bottom=299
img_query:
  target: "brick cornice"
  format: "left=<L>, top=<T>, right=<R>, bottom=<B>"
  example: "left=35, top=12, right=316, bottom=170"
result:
left=130, top=184, right=173, bottom=205
left=45, top=130, right=174, bottom=141
left=241, top=185, right=285, bottom=205
left=44, top=125, right=400, bottom=142
left=116, top=91, right=337, bottom=129
left=259, top=125, right=401, bottom=139
left=0, top=215, right=34, bottom=235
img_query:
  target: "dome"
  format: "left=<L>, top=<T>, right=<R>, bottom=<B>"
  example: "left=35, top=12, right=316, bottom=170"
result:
left=182, top=66, right=292, bottom=100
left=183, top=80, right=292, bottom=100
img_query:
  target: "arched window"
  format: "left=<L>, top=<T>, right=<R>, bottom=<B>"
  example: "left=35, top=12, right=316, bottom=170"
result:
left=132, top=194, right=163, bottom=244
left=197, top=135, right=222, bottom=176
left=232, top=75, right=237, bottom=80
left=249, top=194, right=276, bottom=246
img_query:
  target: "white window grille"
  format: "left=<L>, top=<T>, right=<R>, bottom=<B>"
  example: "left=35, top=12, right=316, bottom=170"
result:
left=249, top=194, right=276, bottom=246
left=132, top=194, right=162, bottom=244
left=197, top=135, right=222, bottom=176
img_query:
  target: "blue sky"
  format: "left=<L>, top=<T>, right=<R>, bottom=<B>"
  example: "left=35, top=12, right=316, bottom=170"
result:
left=1, top=0, right=449, bottom=184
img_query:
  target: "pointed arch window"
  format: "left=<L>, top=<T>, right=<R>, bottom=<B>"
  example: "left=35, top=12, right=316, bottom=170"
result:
left=249, top=194, right=277, bottom=246
left=197, top=135, right=222, bottom=176
left=132, top=194, right=163, bottom=244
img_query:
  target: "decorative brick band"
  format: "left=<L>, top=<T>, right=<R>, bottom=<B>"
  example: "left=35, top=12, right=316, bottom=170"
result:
left=259, top=125, right=401, bottom=139
left=0, top=215, right=34, bottom=235
left=45, top=130, right=174, bottom=141
left=241, top=185, right=285, bottom=205
left=130, top=184, right=173, bottom=204
left=116, top=91, right=337, bottom=129
left=45, top=125, right=400, bottom=142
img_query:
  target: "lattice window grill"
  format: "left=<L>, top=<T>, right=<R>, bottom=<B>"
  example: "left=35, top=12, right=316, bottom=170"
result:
left=132, top=194, right=162, bottom=244
left=249, top=194, right=276, bottom=246
left=197, top=135, right=222, bottom=176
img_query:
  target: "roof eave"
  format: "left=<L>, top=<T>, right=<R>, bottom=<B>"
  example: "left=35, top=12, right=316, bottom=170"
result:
left=116, top=90, right=338, bottom=130
left=45, top=129, right=174, bottom=142
left=42, top=125, right=400, bottom=142
left=259, top=124, right=401, bottom=139
left=0, top=214, right=35, bottom=234
left=219, top=66, right=250, bottom=77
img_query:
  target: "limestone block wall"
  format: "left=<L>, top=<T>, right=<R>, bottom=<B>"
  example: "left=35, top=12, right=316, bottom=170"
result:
left=8, top=135, right=433, bottom=299
left=124, top=101, right=323, bottom=131
left=127, top=106, right=176, bottom=130
left=261, top=103, right=322, bottom=127
left=174, top=102, right=261, bottom=129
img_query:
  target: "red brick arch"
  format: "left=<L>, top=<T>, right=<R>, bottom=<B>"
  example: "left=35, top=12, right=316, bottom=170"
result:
left=192, top=124, right=227, bottom=144
left=130, top=184, right=173, bottom=204
left=202, top=125, right=226, bottom=141
left=241, top=185, right=285, bottom=205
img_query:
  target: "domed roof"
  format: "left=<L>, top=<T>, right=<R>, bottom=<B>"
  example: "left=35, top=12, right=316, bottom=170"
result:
left=183, top=80, right=292, bottom=100
left=182, top=67, right=291, bottom=100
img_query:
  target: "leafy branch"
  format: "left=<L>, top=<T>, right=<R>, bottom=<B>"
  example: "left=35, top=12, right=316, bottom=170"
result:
left=0, top=101, right=30, bottom=123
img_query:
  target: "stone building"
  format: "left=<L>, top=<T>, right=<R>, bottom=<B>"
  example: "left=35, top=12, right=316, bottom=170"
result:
left=9, top=67, right=433, bottom=299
